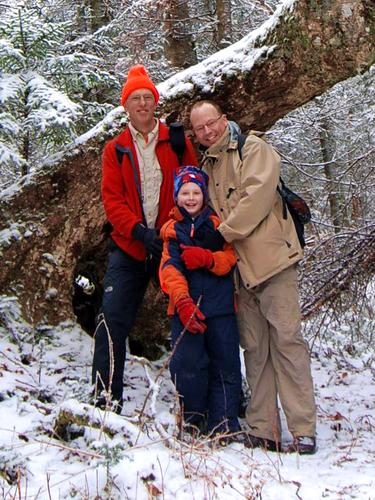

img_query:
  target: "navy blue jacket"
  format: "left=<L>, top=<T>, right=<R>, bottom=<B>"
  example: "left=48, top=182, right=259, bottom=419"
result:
left=160, top=206, right=237, bottom=318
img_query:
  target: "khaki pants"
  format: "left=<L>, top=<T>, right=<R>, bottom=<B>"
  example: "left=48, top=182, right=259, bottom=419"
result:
left=237, top=265, right=316, bottom=441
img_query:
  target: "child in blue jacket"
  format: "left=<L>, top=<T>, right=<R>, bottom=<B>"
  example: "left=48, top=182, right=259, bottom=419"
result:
left=160, top=166, right=241, bottom=441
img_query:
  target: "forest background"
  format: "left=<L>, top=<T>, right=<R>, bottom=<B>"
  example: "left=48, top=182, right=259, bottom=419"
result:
left=0, top=0, right=374, bottom=498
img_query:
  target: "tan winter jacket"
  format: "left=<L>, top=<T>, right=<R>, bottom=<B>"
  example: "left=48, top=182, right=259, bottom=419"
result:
left=201, top=125, right=303, bottom=289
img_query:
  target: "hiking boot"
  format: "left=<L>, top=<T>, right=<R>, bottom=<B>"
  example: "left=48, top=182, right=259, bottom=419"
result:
left=206, top=429, right=241, bottom=447
left=177, top=423, right=202, bottom=442
left=289, top=436, right=316, bottom=455
left=208, top=433, right=233, bottom=448
left=90, top=395, right=123, bottom=415
left=243, top=433, right=281, bottom=452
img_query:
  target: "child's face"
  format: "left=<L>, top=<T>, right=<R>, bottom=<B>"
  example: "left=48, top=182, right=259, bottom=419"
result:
left=177, top=182, right=204, bottom=217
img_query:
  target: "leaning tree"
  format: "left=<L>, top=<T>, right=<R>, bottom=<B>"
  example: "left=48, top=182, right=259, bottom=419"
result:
left=0, top=0, right=374, bottom=349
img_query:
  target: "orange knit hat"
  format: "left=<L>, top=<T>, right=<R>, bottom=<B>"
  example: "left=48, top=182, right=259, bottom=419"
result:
left=120, top=65, right=159, bottom=106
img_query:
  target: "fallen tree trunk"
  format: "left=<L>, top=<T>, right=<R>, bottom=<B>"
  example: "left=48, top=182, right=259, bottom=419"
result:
left=160, top=0, right=374, bottom=131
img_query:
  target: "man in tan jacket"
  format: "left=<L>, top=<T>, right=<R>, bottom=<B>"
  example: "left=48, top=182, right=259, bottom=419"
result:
left=190, top=100, right=317, bottom=454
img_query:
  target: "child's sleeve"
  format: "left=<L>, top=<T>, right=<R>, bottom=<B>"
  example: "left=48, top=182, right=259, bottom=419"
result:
left=159, top=223, right=190, bottom=307
left=210, top=242, right=237, bottom=276
left=208, top=214, right=238, bottom=276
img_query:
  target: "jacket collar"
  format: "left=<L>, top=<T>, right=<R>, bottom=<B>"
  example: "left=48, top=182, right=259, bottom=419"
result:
left=116, top=119, right=169, bottom=147
left=169, top=205, right=212, bottom=225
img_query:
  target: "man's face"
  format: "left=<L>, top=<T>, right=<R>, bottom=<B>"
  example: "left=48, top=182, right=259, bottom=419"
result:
left=124, top=88, right=156, bottom=131
left=190, top=103, right=228, bottom=148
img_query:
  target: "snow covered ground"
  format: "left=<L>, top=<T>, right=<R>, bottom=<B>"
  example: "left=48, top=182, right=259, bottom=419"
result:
left=0, top=295, right=374, bottom=500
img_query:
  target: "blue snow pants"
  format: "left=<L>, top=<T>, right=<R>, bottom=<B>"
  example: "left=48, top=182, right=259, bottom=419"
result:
left=92, top=244, right=157, bottom=402
left=170, top=314, right=241, bottom=434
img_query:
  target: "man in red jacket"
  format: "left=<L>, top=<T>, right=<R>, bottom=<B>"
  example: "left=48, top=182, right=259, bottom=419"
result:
left=91, top=65, right=197, bottom=412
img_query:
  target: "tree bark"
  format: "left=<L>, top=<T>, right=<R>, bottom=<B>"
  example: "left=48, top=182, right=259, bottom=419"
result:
left=163, top=0, right=198, bottom=69
left=0, top=0, right=374, bottom=328
left=319, top=119, right=342, bottom=232
left=215, top=0, right=233, bottom=49
left=81, top=0, right=112, bottom=32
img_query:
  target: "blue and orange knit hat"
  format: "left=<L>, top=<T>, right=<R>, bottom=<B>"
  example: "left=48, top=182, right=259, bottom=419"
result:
left=173, top=166, right=209, bottom=202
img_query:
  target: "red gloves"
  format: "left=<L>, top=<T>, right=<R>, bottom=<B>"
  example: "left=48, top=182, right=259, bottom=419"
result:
left=180, top=244, right=213, bottom=270
left=175, top=297, right=206, bottom=334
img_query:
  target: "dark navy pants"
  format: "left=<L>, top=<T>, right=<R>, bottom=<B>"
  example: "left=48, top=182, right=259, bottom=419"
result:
left=91, top=245, right=158, bottom=402
left=170, top=314, right=241, bottom=434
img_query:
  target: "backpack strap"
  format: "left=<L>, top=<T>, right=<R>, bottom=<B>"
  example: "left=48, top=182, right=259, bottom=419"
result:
left=114, top=143, right=146, bottom=225
left=115, top=143, right=126, bottom=167
left=169, top=122, right=186, bottom=165
left=237, top=134, right=247, bottom=161
left=277, top=178, right=288, bottom=220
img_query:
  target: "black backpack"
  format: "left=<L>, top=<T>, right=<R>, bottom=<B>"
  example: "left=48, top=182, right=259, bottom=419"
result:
left=237, top=134, right=311, bottom=248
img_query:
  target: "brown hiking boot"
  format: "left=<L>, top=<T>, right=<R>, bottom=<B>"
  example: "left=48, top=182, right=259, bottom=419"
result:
left=288, top=436, right=317, bottom=455
left=243, top=433, right=281, bottom=452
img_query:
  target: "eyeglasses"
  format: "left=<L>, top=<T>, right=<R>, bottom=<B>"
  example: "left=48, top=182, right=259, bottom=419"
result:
left=193, top=115, right=223, bottom=134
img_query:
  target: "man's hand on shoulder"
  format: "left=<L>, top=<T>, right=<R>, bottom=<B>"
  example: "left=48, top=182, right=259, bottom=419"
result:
left=195, top=229, right=225, bottom=252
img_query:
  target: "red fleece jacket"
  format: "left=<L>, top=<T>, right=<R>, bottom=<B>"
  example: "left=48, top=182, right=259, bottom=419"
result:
left=101, top=121, right=198, bottom=261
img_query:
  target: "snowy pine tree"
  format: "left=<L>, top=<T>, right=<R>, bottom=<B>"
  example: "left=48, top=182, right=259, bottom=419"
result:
left=0, top=4, right=119, bottom=187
